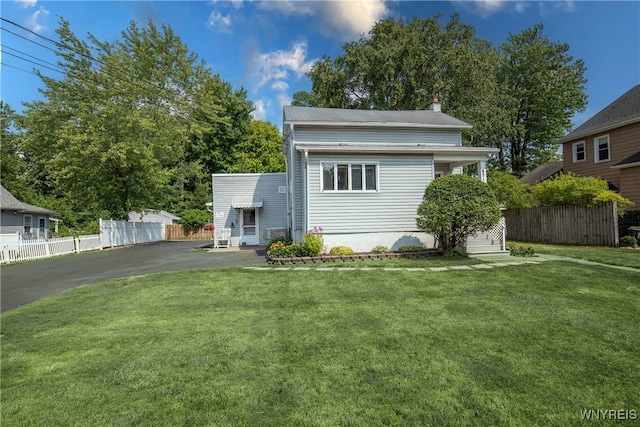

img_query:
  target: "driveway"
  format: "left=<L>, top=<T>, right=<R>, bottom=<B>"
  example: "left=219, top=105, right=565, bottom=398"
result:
left=1, top=241, right=266, bottom=312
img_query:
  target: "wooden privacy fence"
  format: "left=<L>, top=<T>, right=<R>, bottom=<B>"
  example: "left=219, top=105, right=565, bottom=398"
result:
left=165, top=224, right=214, bottom=241
left=503, top=202, right=619, bottom=246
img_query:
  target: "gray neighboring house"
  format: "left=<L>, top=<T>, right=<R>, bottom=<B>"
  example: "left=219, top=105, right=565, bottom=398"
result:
left=128, top=210, right=181, bottom=224
left=213, top=101, right=500, bottom=252
left=0, top=185, right=56, bottom=240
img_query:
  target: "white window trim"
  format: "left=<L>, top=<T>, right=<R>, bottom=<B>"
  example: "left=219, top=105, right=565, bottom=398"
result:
left=320, top=162, right=380, bottom=193
left=593, top=135, right=610, bottom=163
left=23, top=214, right=33, bottom=233
left=572, top=141, right=586, bottom=163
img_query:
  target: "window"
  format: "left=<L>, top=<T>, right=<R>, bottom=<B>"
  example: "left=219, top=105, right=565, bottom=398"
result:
left=321, top=163, right=378, bottom=192
left=23, top=215, right=32, bottom=234
left=594, top=135, right=610, bottom=163
left=572, top=141, right=586, bottom=163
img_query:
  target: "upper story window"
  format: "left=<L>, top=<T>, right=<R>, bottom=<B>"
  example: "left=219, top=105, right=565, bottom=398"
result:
left=572, top=141, right=586, bottom=163
left=322, top=163, right=378, bottom=192
left=594, top=135, right=610, bottom=163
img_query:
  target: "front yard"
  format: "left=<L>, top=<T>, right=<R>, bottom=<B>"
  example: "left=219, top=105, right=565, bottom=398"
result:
left=2, top=259, right=638, bottom=426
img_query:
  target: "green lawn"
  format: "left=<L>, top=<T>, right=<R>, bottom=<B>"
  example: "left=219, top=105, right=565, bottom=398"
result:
left=511, top=241, right=640, bottom=269
left=2, top=261, right=639, bottom=426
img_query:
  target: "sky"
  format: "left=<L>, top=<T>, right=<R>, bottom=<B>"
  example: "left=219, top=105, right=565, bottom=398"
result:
left=1, top=0, right=639, bottom=132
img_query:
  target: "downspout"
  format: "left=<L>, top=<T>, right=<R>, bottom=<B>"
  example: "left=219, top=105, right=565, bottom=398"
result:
left=289, top=124, right=296, bottom=240
left=304, top=149, right=309, bottom=234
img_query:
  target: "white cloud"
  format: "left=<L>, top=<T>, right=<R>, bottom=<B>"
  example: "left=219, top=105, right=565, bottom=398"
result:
left=277, top=92, right=291, bottom=110
left=515, top=2, right=529, bottom=13
left=25, top=7, right=49, bottom=34
left=259, top=0, right=390, bottom=40
left=16, top=0, right=37, bottom=8
left=206, top=11, right=232, bottom=33
left=252, top=41, right=315, bottom=90
left=251, top=99, right=267, bottom=121
left=271, top=80, right=289, bottom=91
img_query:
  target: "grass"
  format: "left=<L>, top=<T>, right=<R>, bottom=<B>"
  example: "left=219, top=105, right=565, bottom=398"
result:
left=510, top=241, right=640, bottom=269
left=2, top=261, right=639, bottom=426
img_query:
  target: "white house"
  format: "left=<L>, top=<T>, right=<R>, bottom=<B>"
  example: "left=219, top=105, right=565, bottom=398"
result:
left=212, top=102, right=502, bottom=252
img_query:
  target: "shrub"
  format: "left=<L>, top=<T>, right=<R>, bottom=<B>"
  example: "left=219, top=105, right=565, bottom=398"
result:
left=178, top=209, right=211, bottom=228
left=329, top=246, right=355, bottom=256
left=266, top=235, right=292, bottom=251
left=398, top=245, right=426, bottom=252
left=268, top=243, right=302, bottom=258
left=509, top=244, right=536, bottom=257
left=619, top=236, right=637, bottom=248
left=530, top=173, right=634, bottom=215
left=417, top=175, right=501, bottom=256
left=487, top=170, right=532, bottom=209
left=371, top=245, right=390, bottom=254
left=301, top=229, right=324, bottom=256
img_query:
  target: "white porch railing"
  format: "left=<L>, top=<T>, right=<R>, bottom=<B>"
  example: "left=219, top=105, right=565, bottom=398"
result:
left=0, top=234, right=102, bottom=264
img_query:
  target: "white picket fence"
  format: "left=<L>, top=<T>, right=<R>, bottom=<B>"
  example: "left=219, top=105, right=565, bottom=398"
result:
left=0, top=234, right=102, bottom=264
left=0, top=220, right=165, bottom=264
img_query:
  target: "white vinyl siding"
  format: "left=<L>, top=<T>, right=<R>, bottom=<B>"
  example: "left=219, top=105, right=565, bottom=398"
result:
left=594, top=135, right=610, bottom=163
left=212, top=173, right=287, bottom=246
left=307, top=153, right=433, bottom=233
left=294, top=127, right=462, bottom=146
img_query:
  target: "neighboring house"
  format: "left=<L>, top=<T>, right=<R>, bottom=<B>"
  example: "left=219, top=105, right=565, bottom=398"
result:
left=128, top=210, right=180, bottom=224
left=555, top=85, right=640, bottom=208
left=520, top=161, right=563, bottom=185
left=213, top=101, right=500, bottom=252
left=0, top=185, right=56, bottom=240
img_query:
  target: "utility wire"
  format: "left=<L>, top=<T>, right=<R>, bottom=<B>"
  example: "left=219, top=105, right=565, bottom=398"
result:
left=1, top=17, right=202, bottom=111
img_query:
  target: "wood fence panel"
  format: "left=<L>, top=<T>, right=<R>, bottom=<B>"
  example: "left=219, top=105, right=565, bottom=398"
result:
left=165, top=224, right=214, bottom=241
left=503, top=202, right=618, bottom=246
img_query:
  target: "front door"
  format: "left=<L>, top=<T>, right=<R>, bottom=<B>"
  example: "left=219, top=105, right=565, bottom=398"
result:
left=240, top=208, right=259, bottom=245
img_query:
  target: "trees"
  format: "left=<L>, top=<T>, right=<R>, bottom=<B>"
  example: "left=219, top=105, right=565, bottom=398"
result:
left=293, top=16, right=587, bottom=175
left=230, top=120, right=285, bottom=173
left=495, top=24, right=587, bottom=175
left=416, top=175, right=501, bottom=256
left=0, top=102, right=30, bottom=199
left=19, top=18, right=254, bottom=220
left=293, top=14, right=501, bottom=148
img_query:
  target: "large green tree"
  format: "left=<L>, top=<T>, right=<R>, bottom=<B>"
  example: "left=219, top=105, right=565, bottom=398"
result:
left=19, top=18, right=252, bottom=219
left=496, top=24, right=587, bottom=175
left=230, top=120, right=285, bottom=173
left=293, top=14, right=504, bottom=148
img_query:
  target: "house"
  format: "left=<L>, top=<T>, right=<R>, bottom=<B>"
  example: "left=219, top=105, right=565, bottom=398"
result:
left=211, top=173, right=287, bottom=247
left=212, top=101, right=501, bottom=253
left=520, top=161, right=563, bottom=185
left=0, top=185, right=56, bottom=240
left=555, top=85, right=640, bottom=208
left=128, top=210, right=180, bottom=224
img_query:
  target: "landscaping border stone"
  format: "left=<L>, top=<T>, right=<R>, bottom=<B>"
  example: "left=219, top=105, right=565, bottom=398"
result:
left=267, top=249, right=442, bottom=265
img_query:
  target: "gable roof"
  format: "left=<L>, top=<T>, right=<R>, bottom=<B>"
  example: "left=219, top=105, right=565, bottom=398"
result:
left=283, top=106, right=472, bottom=129
left=556, top=85, right=640, bottom=143
left=0, top=185, right=56, bottom=215
left=520, top=161, right=564, bottom=185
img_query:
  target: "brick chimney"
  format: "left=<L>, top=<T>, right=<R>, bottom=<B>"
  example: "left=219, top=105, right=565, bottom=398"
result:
left=430, top=97, right=442, bottom=112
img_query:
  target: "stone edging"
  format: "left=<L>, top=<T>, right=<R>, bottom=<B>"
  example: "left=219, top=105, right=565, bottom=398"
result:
left=267, top=250, right=442, bottom=265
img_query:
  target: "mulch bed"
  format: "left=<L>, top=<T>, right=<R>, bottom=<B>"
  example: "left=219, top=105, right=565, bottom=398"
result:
left=267, top=249, right=442, bottom=265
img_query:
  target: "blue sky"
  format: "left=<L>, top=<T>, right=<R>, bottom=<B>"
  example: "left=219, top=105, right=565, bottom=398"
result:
left=1, top=1, right=639, bottom=131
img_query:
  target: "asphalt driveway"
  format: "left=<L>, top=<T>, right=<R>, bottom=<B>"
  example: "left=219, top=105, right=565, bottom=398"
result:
left=1, top=241, right=266, bottom=312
